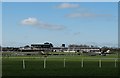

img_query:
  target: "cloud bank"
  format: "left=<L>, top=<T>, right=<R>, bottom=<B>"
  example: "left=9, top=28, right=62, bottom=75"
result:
left=56, top=3, right=113, bottom=19
left=56, top=3, right=79, bottom=9
left=21, top=17, right=65, bottom=30
left=65, top=13, right=112, bottom=18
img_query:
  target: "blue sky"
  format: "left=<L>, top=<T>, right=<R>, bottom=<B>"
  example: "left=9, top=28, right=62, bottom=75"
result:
left=0, top=2, right=2, bottom=47
left=2, top=2, right=118, bottom=47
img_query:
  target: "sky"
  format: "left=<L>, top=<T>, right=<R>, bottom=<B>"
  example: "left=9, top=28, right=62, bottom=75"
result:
left=2, top=0, right=120, bottom=2
left=2, top=2, right=118, bottom=47
left=0, top=2, right=2, bottom=47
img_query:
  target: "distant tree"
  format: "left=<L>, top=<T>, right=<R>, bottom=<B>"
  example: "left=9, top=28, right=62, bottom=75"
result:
left=101, top=46, right=110, bottom=54
left=91, top=45, right=94, bottom=48
left=25, top=45, right=29, bottom=47
left=24, top=45, right=30, bottom=48
left=44, top=42, right=49, bottom=44
left=49, top=43, right=53, bottom=47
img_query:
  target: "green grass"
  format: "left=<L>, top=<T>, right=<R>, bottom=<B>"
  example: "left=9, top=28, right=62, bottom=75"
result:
left=2, top=54, right=119, bottom=77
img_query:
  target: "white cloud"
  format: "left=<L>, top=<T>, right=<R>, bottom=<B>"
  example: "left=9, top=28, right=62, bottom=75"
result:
left=41, top=24, right=64, bottom=30
left=74, top=32, right=81, bottom=35
left=21, top=17, right=39, bottom=25
left=21, top=17, right=65, bottom=30
left=56, top=3, right=79, bottom=9
left=66, top=13, right=112, bottom=18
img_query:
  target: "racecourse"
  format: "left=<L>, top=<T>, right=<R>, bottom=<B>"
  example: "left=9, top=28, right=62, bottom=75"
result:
left=2, top=54, right=119, bottom=77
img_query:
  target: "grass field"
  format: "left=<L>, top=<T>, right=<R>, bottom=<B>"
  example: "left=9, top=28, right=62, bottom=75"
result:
left=2, top=54, right=119, bottom=77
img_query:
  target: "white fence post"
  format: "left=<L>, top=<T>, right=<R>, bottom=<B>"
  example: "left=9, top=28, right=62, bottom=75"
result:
left=44, top=58, right=46, bottom=69
left=64, top=58, right=66, bottom=68
left=99, top=59, right=101, bottom=68
left=81, top=58, right=84, bottom=68
left=115, top=59, right=117, bottom=68
left=23, top=59, right=25, bottom=69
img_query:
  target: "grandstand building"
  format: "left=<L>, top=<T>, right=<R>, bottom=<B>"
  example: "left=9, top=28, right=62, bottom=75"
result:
left=25, top=42, right=53, bottom=52
left=67, top=44, right=100, bottom=52
left=2, top=42, right=100, bottom=53
left=52, top=47, right=68, bottom=52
